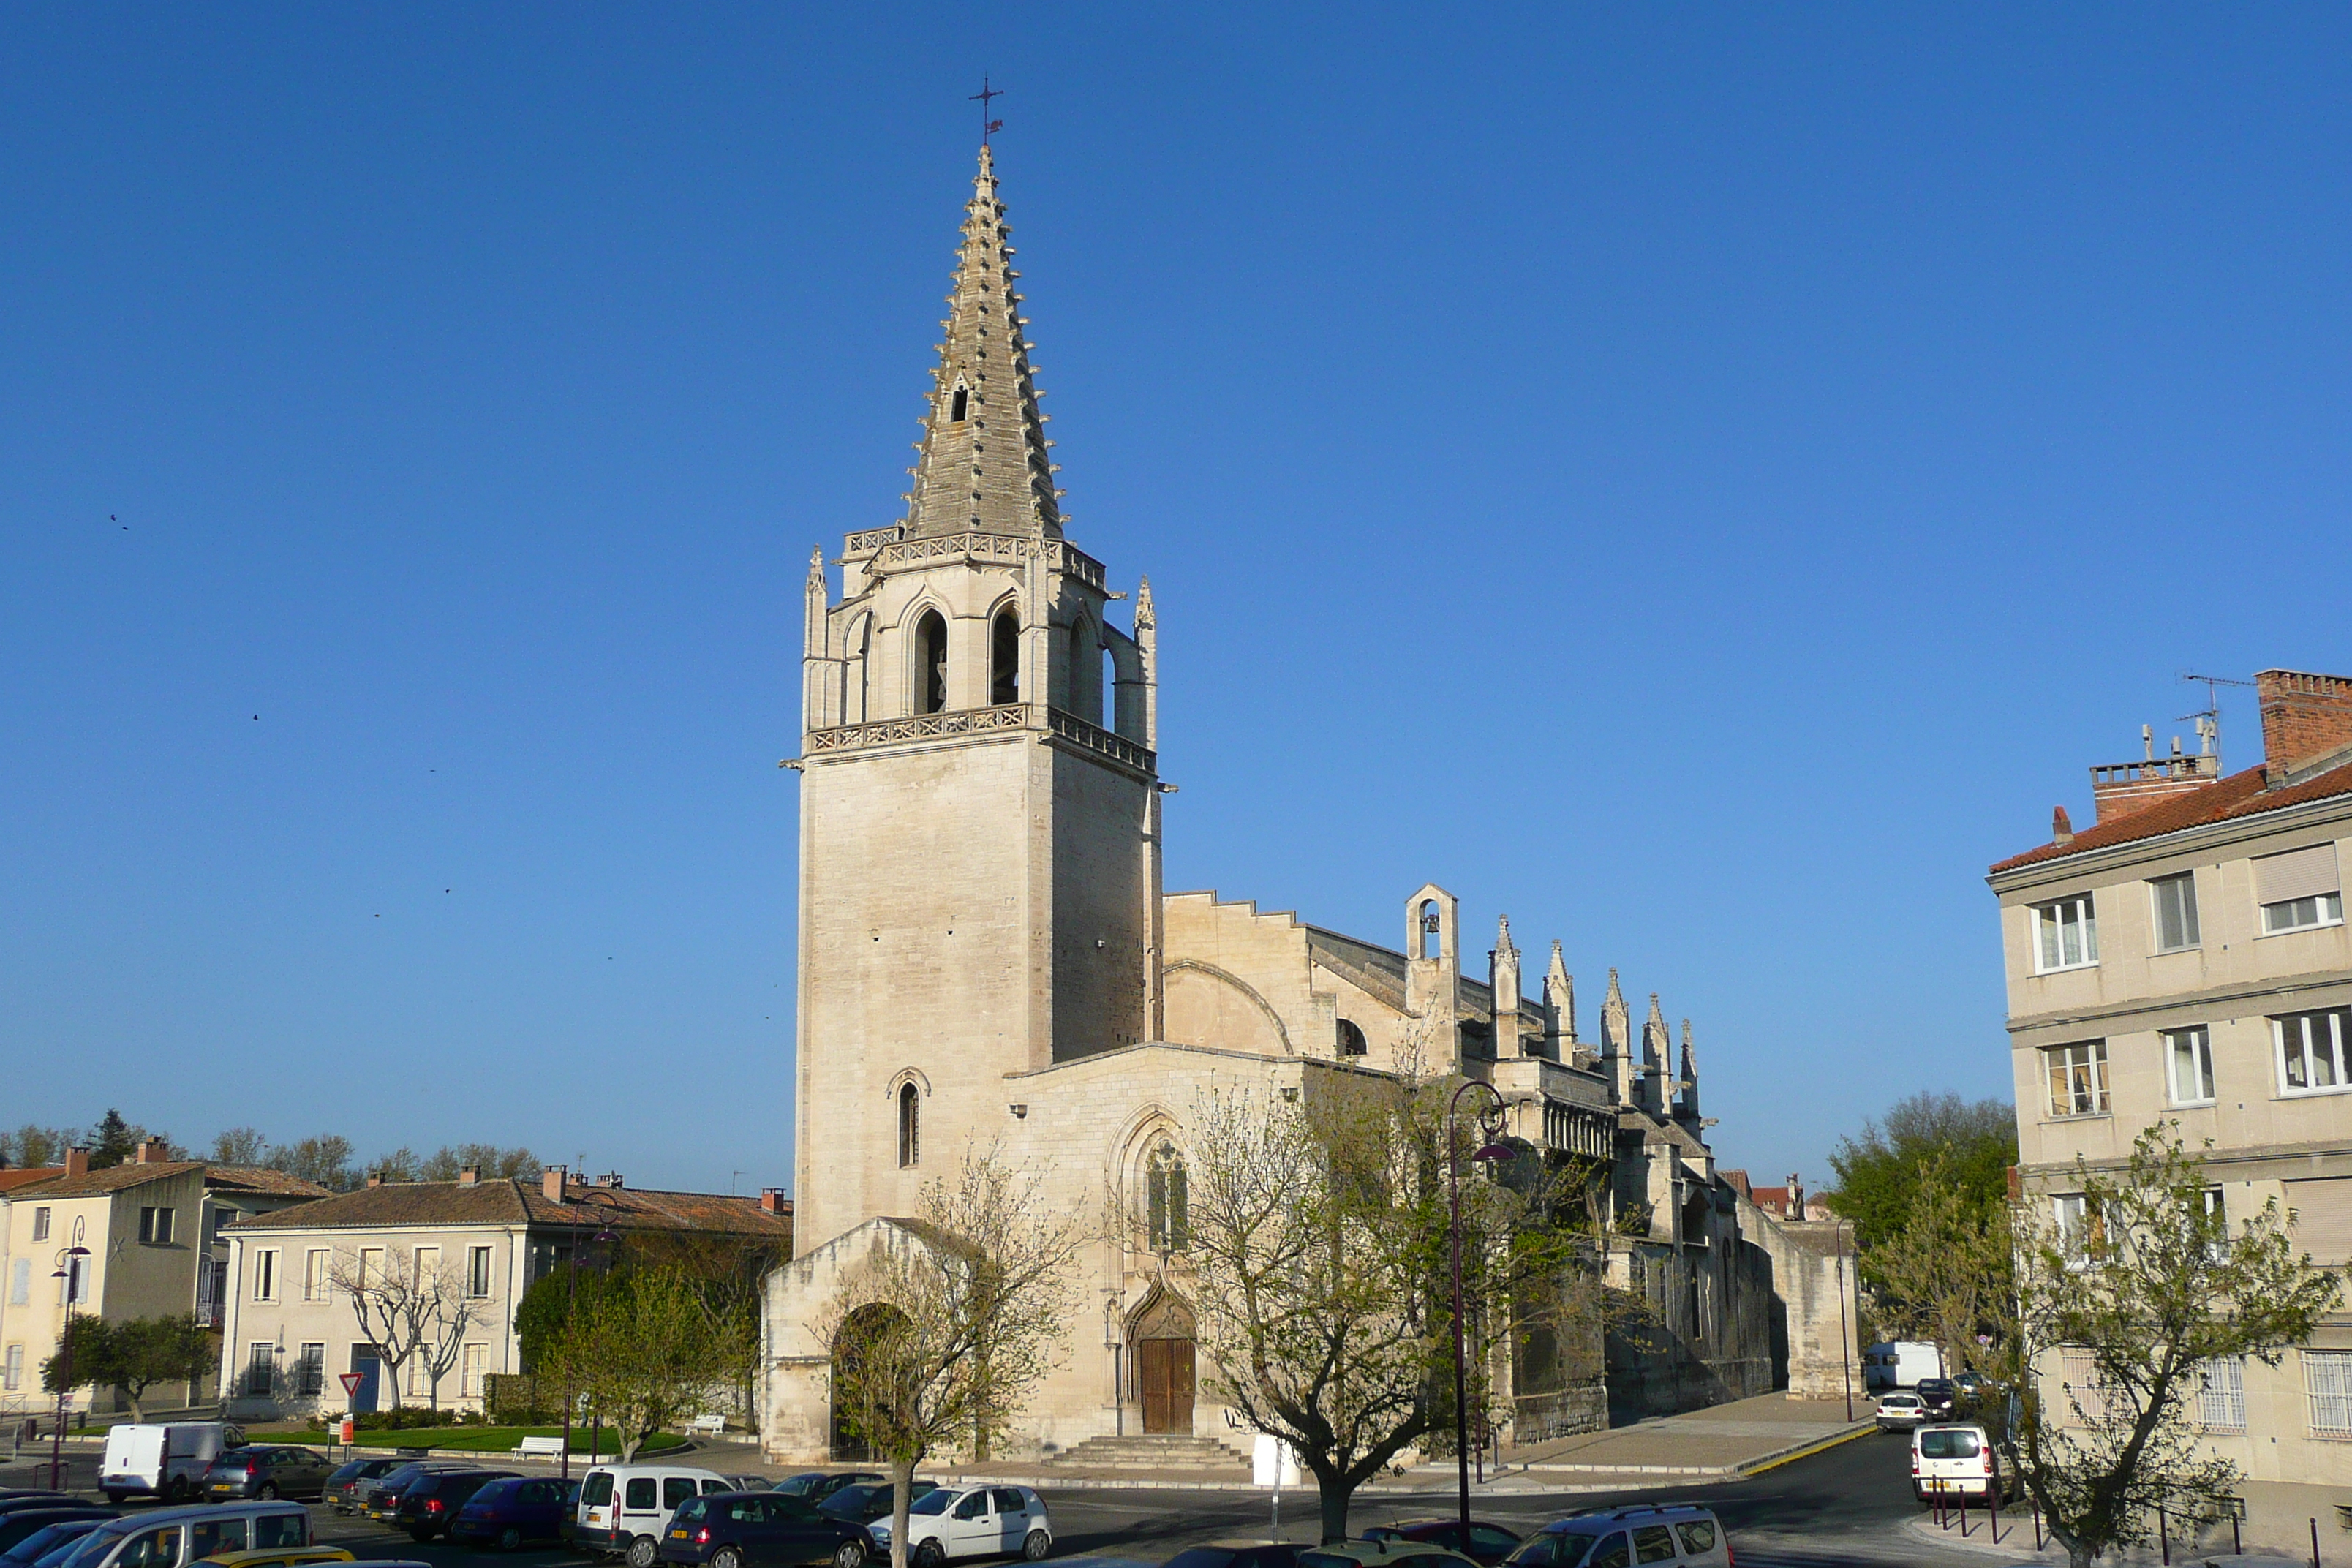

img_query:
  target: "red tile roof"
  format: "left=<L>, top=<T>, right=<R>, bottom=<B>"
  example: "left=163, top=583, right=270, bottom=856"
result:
left=1990, top=758, right=2352, bottom=874
left=0, top=1168, right=64, bottom=1194
left=225, top=1177, right=792, bottom=1240
left=8, top=1161, right=335, bottom=1201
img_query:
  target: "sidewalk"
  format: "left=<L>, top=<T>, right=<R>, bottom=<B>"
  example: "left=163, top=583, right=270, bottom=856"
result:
left=1899, top=1510, right=2313, bottom=1567
left=1495, top=1392, right=1875, bottom=1482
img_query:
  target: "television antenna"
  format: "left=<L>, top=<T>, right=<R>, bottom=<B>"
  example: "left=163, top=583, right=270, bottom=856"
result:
left=2177, top=672, right=2253, bottom=761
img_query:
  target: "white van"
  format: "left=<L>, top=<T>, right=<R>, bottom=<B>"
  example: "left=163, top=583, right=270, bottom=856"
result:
left=99, top=1423, right=247, bottom=1504
left=1912, top=1422, right=2012, bottom=1504
left=1862, top=1340, right=1947, bottom=1390
left=65, top=1502, right=308, bottom=1568
left=574, top=1465, right=733, bottom=1567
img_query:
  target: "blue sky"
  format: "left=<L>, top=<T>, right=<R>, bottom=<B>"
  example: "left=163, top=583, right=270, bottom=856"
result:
left=5, top=5, right=2348, bottom=1196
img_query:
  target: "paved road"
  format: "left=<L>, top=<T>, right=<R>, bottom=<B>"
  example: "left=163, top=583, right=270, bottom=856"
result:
left=3, top=1433, right=2016, bottom=1568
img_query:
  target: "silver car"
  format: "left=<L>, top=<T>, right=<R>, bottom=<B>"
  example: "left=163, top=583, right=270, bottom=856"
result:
left=1875, top=1391, right=1929, bottom=1433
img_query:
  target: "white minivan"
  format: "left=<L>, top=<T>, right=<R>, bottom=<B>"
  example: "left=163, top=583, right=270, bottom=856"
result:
left=575, top=1465, right=734, bottom=1568
left=1912, top=1422, right=2012, bottom=1505
left=64, top=1502, right=308, bottom=1568
left=98, top=1423, right=246, bottom=1504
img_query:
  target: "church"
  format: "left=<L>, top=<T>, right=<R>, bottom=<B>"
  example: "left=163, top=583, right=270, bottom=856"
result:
left=759, top=146, right=1855, bottom=1465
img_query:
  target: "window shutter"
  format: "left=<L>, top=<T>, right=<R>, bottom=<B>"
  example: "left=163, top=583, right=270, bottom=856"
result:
left=2255, top=843, right=2342, bottom=904
left=2287, top=1177, right=2352, bottom=1264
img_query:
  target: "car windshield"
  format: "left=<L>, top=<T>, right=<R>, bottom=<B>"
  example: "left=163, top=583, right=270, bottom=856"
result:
left=908, top=1493, right=954, bottom=1516
left=773, top=1477, right=820, bottom=1498
left=7, top=1526, right=98, bottom=1566
left=820, top=1488, right=878, bottom=1515
left=674, top=1501, right=708, bottom=1523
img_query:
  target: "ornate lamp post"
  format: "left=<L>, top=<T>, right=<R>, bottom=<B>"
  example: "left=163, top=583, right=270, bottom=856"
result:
left=47, top=1219, right=93, bottom=1491
left=1445, top=1080, right=1515, bottom=1541
left=557, top=1193, right=623, bottom=1481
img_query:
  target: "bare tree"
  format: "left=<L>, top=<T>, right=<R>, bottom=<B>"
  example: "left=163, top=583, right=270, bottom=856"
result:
left=821, top=1148, right=1084, bottom=1568
left=412, top=1265, right=489, bottom=1411
left=328, top=1246, right=442, bottom=1409
left=1186, top=1074, right=1580, bottom=1543
left=2000, top=1123, right=2345, bottom=1568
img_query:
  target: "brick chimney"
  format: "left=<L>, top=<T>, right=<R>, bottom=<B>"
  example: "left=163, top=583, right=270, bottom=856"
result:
left=63, top=1147, right=89, bottom=1177
left=2258, top=669, right=2352, bottom=783
left=135, top=1137, right=170, bottom=1164
left=365, top=1173, right=382, bottom=1188
left=759, top=1188, right=788, bottom=1215
left=541, top=1165, right=568, bottom=1203
left=457, top=1166, right=480, bottom=1186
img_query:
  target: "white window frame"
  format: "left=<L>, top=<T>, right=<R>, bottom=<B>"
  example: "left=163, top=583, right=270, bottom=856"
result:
left=294, top=1342, right=325, bottom=1397
left=2045, top=1039, right=2111, bottom=1118
left=2, top=1344, right=21, bottom=1392
left=2164, top=1025, right=2215, bottom=1107
left=2149, top=871, right=2201, bottom=952
left=252, top=1249, right=279, bottom=1303
left=2262, top=890, right=2345, bottom=935
left=460, top=1341, right=489, bottom=1398
left=304, top=1249, right=330, bottom=1303
left=138, top=1206, right=174, bottom=1245
left=467, top=1245, right=493, bottom=1299
left=8, top=1259, right=29, bottom=1307
left=2032, top=894, right=2100, bottom=973
left=2274, top=1008, right=2351, bottom=1098
left=2197, top=1355, right=2246, bottom=1431
left=30, top=1208, right=50, bottom=1244
left=2304, top=1348, right=2352, bottom=1437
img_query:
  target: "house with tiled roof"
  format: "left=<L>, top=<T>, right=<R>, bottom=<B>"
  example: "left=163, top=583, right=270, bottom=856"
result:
left=219, top=1164, right=788, bottom=1418
left=0, top=1142, right=331, bottom=1417
left=1987, top=667, right=2352, bottom=1550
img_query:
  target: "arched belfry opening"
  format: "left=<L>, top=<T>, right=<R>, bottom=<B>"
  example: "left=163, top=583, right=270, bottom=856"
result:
left=1414, top=898, right=1444, bottom=960
left=913, top=610, right=948, bottom=715
left=991, top=607, right=1019, bottom=706
left=949, top=384, right=969, bottom=423
left=831, top=1302, right=910, bottom=1461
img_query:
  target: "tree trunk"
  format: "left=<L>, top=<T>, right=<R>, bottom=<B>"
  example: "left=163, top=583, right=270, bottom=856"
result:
left=1316, top=1475, right=1354, bottom=1545
left=125, top=1390, right=146, bottom=1424
left=886, top=1456, right=916, bottom=1568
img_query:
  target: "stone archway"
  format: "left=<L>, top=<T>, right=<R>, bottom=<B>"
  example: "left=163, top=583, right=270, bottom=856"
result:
left=831, top=1302, right=909, bottom=1462
left=1129, top=1289, right=1197, bottom=1435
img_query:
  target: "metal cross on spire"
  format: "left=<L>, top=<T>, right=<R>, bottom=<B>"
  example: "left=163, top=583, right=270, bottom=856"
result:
left=970, top=77, right=1004, bottom=143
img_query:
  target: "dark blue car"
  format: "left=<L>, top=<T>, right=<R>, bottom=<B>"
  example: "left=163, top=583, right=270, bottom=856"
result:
left=452, top=1477, right=578, bottom=1550
left=0, top=1520, right=113, bottom=1568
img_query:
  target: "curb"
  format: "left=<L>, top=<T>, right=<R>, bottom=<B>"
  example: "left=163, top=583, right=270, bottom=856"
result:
left=1512, top=1420, right=1877, bottom=1482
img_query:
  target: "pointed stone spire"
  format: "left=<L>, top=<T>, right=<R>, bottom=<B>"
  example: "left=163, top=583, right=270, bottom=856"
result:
left=903, top=146, right=1062, bottom=540
left=806, top=544, right=828, bottom=595
left=1643, top=994, right=1669, bottom=1067
left=1679, top=1018, right=1697, bottom=1083
left=1134, top=574, right=1156, bottom=630
left=1601, top=968, right=1632, bottom=1104
left=1490, top=915, right=1523, bottom=1058
left=1544, top=941, right=1575, bottom=1045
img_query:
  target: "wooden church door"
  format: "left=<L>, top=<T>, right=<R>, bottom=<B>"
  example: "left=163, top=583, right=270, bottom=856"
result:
left=1137, top=1337, right=1195, bottom=1433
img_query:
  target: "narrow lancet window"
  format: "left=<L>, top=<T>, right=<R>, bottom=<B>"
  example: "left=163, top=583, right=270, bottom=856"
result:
left=897, top=1084, right=919, bottom=1169
left=992, top=608, right=1019, bottom=705
left=1146, top=1143, right=1189, bottom=1254
left=950, top=386, right=969, bottom=423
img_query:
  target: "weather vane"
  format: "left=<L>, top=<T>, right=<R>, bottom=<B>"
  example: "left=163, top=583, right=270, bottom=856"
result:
left=971, top=77, right=1004, bottom=144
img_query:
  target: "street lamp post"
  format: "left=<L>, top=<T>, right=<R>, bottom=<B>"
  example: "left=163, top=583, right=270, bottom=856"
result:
left=1831, top=1215, right=1855, bottom=1422
left=48, top=1221, right=93, bottom=1492
left=556, top=1194, right=623, bottom=1482
left=1445, top=1079, right=1515, bottom=1542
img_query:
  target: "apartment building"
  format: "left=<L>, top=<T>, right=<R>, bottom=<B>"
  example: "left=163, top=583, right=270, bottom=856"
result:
left=220, top=1165, right=790, bottom=1417
left=0, top=1143, right=328, bottom=1417
left=1987, top=668, right=2352, bottom=1547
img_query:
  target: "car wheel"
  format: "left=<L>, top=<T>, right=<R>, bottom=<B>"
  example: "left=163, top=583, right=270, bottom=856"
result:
left=162, top=1477, right=186, bottom=1504
left=500, top=1527, right=524, bottom=1552
left=257, top=1483, right=278, bottom=1500
left=1022, top=1532, right=1050, bottom=1562
left=102, top=1492, right=125, bottom=1507
left=627, top=1535, right=661, bottom=1568
left=712, top=1547, right=746, bottom=1568
left=410, top=1530, right=434, bottom=1545
left=831, top=1539, right=866, bottom=1568
left=913, top=1539, right=946, bottom=1568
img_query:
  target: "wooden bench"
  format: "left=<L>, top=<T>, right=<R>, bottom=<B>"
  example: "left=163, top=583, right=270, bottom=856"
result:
left=515, top=1435, right=568, bottom=1457
left=685, top=1415, right=727, bottom=1436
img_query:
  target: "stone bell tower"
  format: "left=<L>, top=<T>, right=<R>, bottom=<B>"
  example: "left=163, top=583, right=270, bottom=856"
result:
left=787, top=146, right=1164, bottom=1254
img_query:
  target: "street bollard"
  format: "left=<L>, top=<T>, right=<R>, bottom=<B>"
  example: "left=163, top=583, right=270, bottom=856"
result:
left=1959, top=1492, right=1969, bottom=1538
left=1989, top=1486, right=2002, bottom=1545
left=2233, top=1510, right=2242, bottom=1555
left=2311, top=1516, right=2320, bottom=1568
left=2158, top=1505, right=2169, bottom=1564
left=2034, top=1502, right=2044, bottom=1551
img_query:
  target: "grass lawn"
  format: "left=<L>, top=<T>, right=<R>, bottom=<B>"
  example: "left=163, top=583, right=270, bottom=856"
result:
left=312, top=1425, right=689, bottom=1455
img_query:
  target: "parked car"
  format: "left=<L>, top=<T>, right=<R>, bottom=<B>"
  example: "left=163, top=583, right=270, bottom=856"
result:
left=0, top=1518, right=115, bottom=1558
left=200, top=1552, right=355, bottom=1568
left=360, top=1465, right=475, bottom=1522
left=1162, top=1544, right=1303, bottom=1568
left=1499, top=1506, right=1730, bottom=1568
left=1874, top=1392, right=1929, bottom=1433
left=1, top=1522, right=110, bottom=1568
left=657, top=1491, right=874, bottom=1568
left=203, top=1447, right=337, bottom=1502
left=1913, top=1378, right=1958, bottom=1420
left=1362, top=1522, right=1523, bottom=1566
left=867, top=1485, right=1051, bottom=1567
left=451, top=1478, right=578, bottom=1551
left=1951, top=1371, right=1995, bottom=1404
left=0, top=1509, right=76, bottom=1523
left=323, top=1460, right=405, bottom=1515
left=720, top=1479, right=775, bottom=1496
left=25, top=1531, right=113, bottom=1568
left=98, top=1425, right=247, bottom=1506
left=391, top=1470, right=520, bottom=1542
left=59, top=1502, right=309, bottom=1568
left=1912, top=1423, right=2012, bottom=1506
left=772, top=1477, right=878, bottom=1506
left=0, top=1506, right=72, bottom=1515
left=574, top=1466, right=734, bottom=1567
left=1, top=1524, right=103, bottom=1568
left=815, top=1486, right=936, bottom=1532
left=1297, top=1543, right=1477, bottom=1568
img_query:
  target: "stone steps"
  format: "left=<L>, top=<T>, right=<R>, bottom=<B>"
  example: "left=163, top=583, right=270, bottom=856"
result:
left=1047, top=1433, right=1251, bottom=1470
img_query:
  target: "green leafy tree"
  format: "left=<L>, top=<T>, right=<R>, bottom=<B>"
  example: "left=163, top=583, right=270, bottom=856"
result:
left=821, top=1150, right=1084, bottom=1568
left=1825, top=1090, right=2014, bottom=1248
left=87, top=1109, right=167, bottom=1169
left=41, top=1316, right=120, bottom=1398
left=546, top=1267, right=758, bottom=1463
left=2000, top=1124, right=2346, bottom=1568
left=109, top=1316, right=219, bottom=1422
left=1863, top=1147, right=2011, bottom=1376
left=0, top=1126, right=81, bottom=1170
left=1186, top=1073, right=1588, bottom=1544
